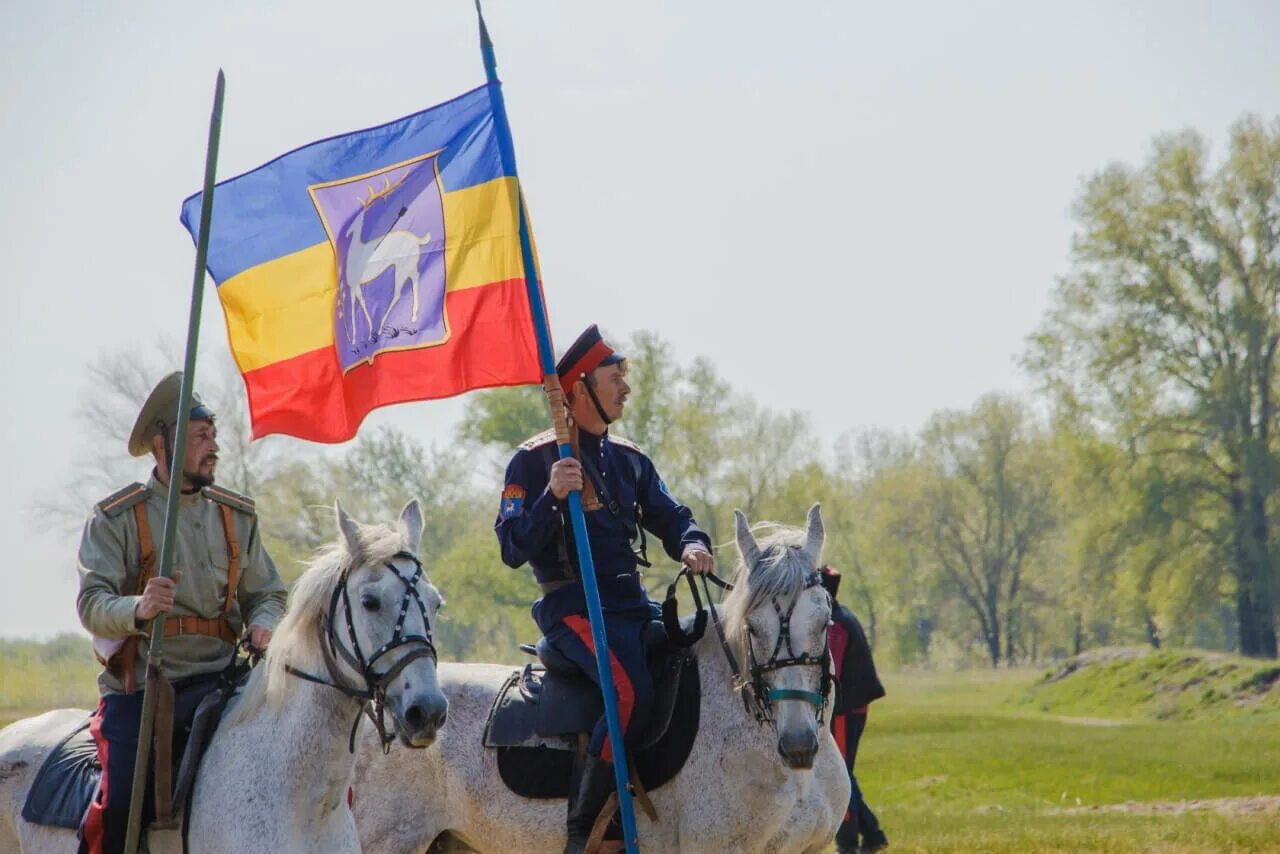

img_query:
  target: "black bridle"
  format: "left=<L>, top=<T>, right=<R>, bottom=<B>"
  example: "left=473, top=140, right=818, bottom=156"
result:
left=663, top=564, right=832, bottom=726
left=741, top=570, right=832, bottom=725
left=285, top=550, right=438, bottom=753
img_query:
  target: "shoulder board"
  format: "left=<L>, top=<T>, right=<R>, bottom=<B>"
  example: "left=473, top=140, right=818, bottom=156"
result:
left=608, top=435, right=644, bottom=454
left=203, top=484, right=256, bottom=515
left=97, top=483, right=150, bottom=518
left=518, top=429, right=557, bottom=451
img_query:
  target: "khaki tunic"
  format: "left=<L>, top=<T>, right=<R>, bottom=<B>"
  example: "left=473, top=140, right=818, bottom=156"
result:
left=76, top=473, right=287, bottom=695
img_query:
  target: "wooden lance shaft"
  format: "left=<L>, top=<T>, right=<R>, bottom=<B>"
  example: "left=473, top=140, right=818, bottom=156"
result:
left=122, top=69, right=225, bottom=854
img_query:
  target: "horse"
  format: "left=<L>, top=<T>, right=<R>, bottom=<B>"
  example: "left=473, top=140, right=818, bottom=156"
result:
left=341, top=199, right=433, bottom=344
left=0, top=498, right=448, bottom=854
left=350, top=504, right=849, bottom=854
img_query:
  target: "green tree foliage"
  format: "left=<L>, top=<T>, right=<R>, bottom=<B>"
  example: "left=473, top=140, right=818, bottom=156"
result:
left=911, top=396, right=1059, bottom=667
left=460, top=385, right=549, bottom=450
left=1028, top=116, right=1280, bottom=657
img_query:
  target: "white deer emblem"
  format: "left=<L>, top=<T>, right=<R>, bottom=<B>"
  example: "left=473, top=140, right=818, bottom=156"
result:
left=340, top=179, right=434, bottom=344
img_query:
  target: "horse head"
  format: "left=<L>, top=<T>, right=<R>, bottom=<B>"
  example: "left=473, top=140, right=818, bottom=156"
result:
left=725, top=504, right=831, bottom=769
left=329, top=498, right=448, bottom=748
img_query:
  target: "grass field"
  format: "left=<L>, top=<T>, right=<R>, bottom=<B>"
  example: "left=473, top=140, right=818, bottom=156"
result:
left=4, top=640, right=1280, bottom=851
left=859, top=665, right=1280, bottom=852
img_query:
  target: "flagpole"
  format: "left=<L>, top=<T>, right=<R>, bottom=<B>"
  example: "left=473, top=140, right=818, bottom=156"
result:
left=473, top=4, right=640, bottom=851
left=123, top=69, right=225, bottom=854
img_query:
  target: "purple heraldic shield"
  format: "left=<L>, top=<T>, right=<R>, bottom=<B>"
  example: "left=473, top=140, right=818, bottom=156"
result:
left=309, top=152, right=448, bottom=370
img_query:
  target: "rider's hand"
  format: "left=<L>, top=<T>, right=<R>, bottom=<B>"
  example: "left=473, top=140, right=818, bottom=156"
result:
left=134, top=571, right=183, bottom=622
left=248, top=626, right=272, bottom=652
left=682, top=546, right=716, bottom=576
left=549, top=458, right=584, bottom=501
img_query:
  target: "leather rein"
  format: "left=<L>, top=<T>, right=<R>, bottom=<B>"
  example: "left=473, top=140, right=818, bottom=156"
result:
left=663, top=564, right=831, bottom=725
left=285, top=550, right=438, bottom=753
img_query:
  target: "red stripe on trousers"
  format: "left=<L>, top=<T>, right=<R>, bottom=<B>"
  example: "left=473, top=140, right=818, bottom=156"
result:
left=832, top=712, right=851, bottom=821
left=563, top=615, right=634, bottom=763
left=82, top=699, right=109, bottom=854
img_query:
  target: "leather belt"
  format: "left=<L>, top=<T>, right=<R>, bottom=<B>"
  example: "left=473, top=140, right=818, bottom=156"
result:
left=162, top=616, right=237, bottom=645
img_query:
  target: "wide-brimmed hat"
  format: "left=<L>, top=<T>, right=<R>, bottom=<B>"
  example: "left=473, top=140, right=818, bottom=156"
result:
left=127, top=372, right=215, bottom=457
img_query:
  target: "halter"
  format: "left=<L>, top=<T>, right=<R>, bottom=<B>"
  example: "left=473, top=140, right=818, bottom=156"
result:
left=666, top=564, right=831, bottom=726
left=285, top=550, right=438, bottom=753
left=741, top=569, right=832, bottom=725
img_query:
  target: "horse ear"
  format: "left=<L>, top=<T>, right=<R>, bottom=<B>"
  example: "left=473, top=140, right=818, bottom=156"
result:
left=803, top=503, right=825, bottom=567
left=734, top=509, right=761, bottom=571
left=400, top=498, right=425, bottom=554
left=335, top=500, right=362, bottom=562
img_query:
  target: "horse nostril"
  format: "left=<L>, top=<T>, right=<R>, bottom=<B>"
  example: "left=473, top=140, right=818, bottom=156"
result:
left=433, top=706, right=447, bottom=729
left=404, top=703, right=427, bottom=730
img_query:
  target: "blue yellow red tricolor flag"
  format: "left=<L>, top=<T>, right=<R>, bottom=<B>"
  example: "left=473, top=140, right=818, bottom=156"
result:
left=180, top=84, right=541, bottom=442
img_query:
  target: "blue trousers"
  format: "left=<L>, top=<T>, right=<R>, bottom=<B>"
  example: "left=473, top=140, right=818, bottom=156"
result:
left=544, top=614, right=655, bottom=762
left=79, top=675, right=217, bottom=854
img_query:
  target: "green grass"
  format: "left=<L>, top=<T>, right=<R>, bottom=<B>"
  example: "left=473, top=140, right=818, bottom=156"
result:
left=858, top=668, right=1280, bottom=852
left=0, top=634, right=100, bottom=728
left=4, top=639, right=1280, bottom=851
left=1014, top=647, right=1280, bottom=722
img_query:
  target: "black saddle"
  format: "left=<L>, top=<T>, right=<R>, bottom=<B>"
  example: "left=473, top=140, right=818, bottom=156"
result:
left=483, top=620, right=700, bottom=799
left=22, top=666, right=248, bottom=834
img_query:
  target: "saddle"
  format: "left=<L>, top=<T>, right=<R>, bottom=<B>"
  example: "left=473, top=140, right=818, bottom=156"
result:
left=22, top=661, right=251, bottom=837
left=483, top=620, right=700, bottom=800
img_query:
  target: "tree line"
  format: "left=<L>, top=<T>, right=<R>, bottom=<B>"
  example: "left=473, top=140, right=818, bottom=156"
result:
left=49, top=114, right=1280, bottom=665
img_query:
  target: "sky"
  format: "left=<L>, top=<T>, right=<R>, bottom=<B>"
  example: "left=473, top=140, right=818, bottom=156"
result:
left=3, top=1, right=1277, bottom=639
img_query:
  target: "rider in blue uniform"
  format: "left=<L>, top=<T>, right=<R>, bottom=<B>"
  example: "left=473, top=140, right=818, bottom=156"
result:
left=496, top=325, right=715, bottom=853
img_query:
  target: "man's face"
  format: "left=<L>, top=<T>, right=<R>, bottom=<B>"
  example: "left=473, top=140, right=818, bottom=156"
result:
left=183, top=420, right=219, bottom=486
left=155, top=418, right=219, bottom=487
left=585, top=362, right=630, bottom=422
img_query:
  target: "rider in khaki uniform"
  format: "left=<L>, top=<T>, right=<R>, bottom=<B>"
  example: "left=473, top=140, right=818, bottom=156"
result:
left=75, top=373, right=287, bottom=854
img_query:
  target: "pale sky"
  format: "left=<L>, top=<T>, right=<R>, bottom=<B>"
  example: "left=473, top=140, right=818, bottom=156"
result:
left=3, top=1, right=1277, bottom=638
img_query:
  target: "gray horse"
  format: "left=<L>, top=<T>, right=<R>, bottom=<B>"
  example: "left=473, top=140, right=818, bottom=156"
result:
left=0, top=499, right=447, bottom=853
left=351, top=504, right=848, bottom=853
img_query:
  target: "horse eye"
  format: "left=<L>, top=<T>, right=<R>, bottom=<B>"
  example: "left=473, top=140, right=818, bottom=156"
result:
left=361, top=593, right=381, bottom=612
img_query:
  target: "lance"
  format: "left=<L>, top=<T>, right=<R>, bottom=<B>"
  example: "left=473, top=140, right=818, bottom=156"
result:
left=122, top=69, right=225, bottom=854
left=474, top=4, right=640, bottom=851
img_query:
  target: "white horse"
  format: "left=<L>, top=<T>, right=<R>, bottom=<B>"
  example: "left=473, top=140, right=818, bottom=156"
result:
left=351, top=504, right=849, bottom=854
left=342, top=199, right=433, bottom=344
left=0, top=499, right=447, bottom=854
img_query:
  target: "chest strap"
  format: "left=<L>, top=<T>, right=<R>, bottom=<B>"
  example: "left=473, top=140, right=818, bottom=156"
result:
left=133, top=501, right=239, bottom=643
left=133, top=502, right=157, bottom=594
left=217, top=503, right=241, bottom=616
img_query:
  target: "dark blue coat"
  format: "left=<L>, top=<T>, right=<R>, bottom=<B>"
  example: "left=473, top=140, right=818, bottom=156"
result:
left=496, top=428, right=711, bottom=632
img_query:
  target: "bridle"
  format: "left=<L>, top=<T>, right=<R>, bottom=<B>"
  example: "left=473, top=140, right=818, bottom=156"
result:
left=285, top=550, right=438, bottom=753
left=664, top=563, right=831, bottom=726
left=741, top=569, right=832, bottom=725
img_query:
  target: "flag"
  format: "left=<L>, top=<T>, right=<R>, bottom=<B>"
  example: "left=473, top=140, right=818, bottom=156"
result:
left=181, top=84, right=542, bottom=442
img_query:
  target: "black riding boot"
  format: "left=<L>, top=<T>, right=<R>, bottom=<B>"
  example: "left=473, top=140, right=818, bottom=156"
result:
left=564, top=755, right=616, bottom=854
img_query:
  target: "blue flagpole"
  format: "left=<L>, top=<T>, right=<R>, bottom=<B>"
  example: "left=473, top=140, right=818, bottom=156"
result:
left=474, top=4, right=640, bottom=851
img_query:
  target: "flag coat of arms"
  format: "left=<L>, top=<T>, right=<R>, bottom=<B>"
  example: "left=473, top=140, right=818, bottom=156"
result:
left=181, top=84, right=541, bottom=442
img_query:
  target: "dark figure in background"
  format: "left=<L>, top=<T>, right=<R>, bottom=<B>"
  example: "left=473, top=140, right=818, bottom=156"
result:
left=820, top=566, right=888, bottom=854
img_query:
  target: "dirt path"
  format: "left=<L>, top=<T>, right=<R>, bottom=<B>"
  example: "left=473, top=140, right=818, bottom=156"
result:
left=1056, top=795, right=1280, bottom=816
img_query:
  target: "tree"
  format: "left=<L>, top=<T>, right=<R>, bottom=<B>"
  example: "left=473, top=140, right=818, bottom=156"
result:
left=1028, top=116, right=1280, bottom=656
left=913, top=396, right=1058, bottom=667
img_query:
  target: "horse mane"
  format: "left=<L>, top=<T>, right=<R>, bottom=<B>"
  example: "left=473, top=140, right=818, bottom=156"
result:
left=223, top=519, right=413, bottom=727
left=720, top=522, right=813, bottom=660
